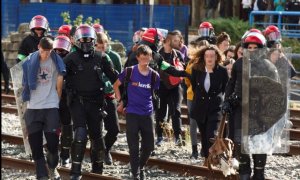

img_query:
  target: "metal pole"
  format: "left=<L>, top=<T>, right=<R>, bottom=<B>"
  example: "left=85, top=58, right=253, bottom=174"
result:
left=149, top=0, right=154, bottom=27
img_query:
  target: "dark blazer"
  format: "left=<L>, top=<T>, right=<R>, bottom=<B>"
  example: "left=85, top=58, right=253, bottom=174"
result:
left=190, top=64, right=228, bottom=123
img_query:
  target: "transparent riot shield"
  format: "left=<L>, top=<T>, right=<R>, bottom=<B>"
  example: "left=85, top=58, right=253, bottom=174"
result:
left=10, top=59, right=31, bottom=155
left=10, top=58, right=47, bottom=155
left=241, top=47, right=291, bottom=154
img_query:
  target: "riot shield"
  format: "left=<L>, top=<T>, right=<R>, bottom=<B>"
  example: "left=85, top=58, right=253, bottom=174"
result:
left=10, top=59, right=31, bottom=155
left=241, top=48, right=291, bottom=154
left=10, top=58, right=47, bottom=155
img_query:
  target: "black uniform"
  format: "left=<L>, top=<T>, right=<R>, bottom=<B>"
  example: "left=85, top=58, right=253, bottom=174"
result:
left=64, top=48, right=117, bottom=177
left=17, top=34, right=53, bottom=63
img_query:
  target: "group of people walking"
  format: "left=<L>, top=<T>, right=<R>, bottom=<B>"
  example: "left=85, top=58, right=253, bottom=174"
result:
left=7, top=13, right=296, bottom=180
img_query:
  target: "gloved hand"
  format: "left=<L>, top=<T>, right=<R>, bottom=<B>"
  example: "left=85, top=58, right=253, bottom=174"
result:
left=221, top=100, right=232, bottom=115
left=4, top=83, right=10, bottom=94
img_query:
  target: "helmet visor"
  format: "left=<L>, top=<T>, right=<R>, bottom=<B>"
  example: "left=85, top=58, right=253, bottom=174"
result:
left=267, top=32, right=281, bottom=42
left=198, top=28, right=210, bottom=37
left=53, top=38, right=71, bottom=52
left=29, top=18, right=48, bottom=30
left=75, top=26, right=96, bottom=42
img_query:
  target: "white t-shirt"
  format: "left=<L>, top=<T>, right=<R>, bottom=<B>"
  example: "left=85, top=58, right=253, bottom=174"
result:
left=27, top=57, right=59, bottom=109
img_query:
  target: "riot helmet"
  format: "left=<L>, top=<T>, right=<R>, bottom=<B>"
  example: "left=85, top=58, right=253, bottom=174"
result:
left=58, top=25, right=72, bottom=38
left=198, top=21, right=215, bottom=38
left=53, top=35, right=71, bottom=57
left=243, top=32, right=266, bottom=49
left=93, top=24, right=104, bottom=33
left=140, top=28, right=163, bottom=52
left=29, top=15, right=49, bottom=37
left=74, top=24, right=97, bottom=53
left=263, top=25, right=281, bottom=48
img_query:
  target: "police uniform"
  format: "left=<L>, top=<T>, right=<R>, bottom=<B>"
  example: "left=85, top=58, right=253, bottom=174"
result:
left=64, top=47, right=117, bottom=178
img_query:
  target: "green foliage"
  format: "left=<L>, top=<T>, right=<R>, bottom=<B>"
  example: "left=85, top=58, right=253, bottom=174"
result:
left=205, top=18, right=300, bottom=70
left=94, top=18, right=100, bottom=24
left=60, top=11, right=71, bottom=25
left=60, top=11, right=101, bottom=27
left=207, top=17, right=250, bottom=45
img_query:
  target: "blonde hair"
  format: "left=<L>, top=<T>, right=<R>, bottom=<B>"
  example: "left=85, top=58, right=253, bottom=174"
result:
left=96, top=32, right=109, bottom=44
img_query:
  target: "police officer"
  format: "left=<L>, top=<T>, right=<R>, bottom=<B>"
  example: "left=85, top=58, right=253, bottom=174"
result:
left=53, top=35, right=73, bottom=167
left=58, top=25, right=72, bottom=38
left=263, top=25, right=296, bottom=89
left=223, top=31, right=279, bottom=180
left=192, top=21, right=217, bottom=45
left=63, top=24, right=118, bottom=180
left=17, top=15, right=52, bottom=63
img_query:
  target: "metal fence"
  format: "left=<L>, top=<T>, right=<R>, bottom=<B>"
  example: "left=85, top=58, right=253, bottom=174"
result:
left=1, top=1, right=189, bottom=51
left=249, top=11, right=300, bottom=38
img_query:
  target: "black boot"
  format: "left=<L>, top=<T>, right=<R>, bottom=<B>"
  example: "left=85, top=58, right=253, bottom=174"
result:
left=240, top=174, right=250, bottom=180
left=90, top=138, right=105, bottom=174
left=104, top=149, right=113, bottom=165
left=190, top=145, right=198, bottom=159
left=70, top=163, right=82, bottom=180
left=252, top=154, right=267, bottom=180
left=60, top=125, right=73, bottom=166
left=60, top=148, right=70, bottom=167
left=35, top=158, right=48, bottom=179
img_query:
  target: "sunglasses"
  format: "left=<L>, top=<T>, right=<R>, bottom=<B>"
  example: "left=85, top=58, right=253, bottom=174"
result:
left=35, top=28, right=44, bottom=31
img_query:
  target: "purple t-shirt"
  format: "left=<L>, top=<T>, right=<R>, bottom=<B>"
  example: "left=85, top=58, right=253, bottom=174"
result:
left=118, top=65, right=160, bottom=116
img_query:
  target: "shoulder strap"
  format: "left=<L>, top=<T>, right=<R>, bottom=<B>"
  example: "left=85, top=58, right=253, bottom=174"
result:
left=125, top=66, right=133, bottom=83
left=150, top=69, right=158, bottom=93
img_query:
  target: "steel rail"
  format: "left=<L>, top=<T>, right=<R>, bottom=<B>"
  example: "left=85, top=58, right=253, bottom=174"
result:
left=1, top=133, right=237, bottom=179
left=2, top=156, right=121, bottom=180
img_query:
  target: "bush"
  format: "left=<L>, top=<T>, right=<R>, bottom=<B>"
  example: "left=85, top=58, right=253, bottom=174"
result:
left=207, top=17, right=250, bottom=45
left=205, top=18, right=300, bottom=70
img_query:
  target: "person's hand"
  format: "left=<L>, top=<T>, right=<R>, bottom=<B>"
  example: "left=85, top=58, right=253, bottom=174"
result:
left=221, top=100, right=232, bottom=115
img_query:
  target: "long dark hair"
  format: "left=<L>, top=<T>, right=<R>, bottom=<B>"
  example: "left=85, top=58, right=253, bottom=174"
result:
left=192, top=45, right=223, bottom=72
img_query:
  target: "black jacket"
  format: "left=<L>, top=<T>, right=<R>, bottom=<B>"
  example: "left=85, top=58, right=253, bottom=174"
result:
left=63, top=50, right=118, bottom=97
left=17, top=34, right=53, bottom=63
left=190, top=65, right=228, bottom=123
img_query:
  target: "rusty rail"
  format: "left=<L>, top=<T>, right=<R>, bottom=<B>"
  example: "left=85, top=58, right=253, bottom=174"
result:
left=2, top=156, right=121, bottom=180
left=1, top=133, right=237, bottom=179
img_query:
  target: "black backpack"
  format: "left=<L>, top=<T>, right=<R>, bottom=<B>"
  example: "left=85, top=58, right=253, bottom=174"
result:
left=122, top=66, right=160, bottom=110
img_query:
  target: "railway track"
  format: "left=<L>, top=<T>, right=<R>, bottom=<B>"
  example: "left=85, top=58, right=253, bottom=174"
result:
left=2, top=156, right=121, bottom=180
left=2, top=93, right=299, bottom=127
left=1, top=133, right=236, bottom=179
left=2, top=93, right=300, bottom=155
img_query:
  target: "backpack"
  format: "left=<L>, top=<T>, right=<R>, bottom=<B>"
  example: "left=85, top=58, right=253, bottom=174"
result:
left=122, top=66, right=160, bottom=110
left=159, top=49, right=184, bottom=89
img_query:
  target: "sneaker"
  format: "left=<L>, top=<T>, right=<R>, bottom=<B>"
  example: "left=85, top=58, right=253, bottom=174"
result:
left=49, top=168, right=61, bottom=180
left=175, top=137, right=182, bottom=146
left=155, top=137, right=164, bottom=146
left=104, top=151, right=113, bottom=165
